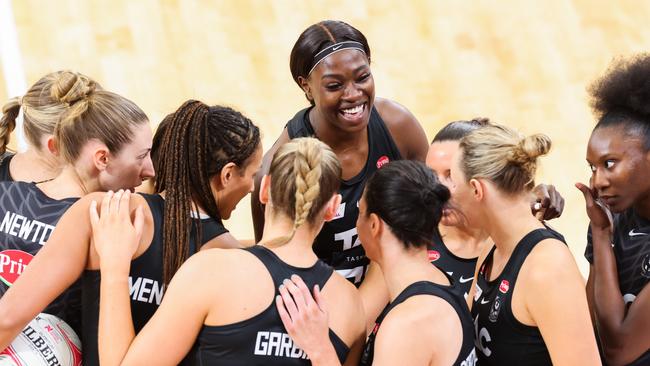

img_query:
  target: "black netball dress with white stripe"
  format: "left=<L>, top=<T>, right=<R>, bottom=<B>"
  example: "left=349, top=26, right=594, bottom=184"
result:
left=0, top=181, right=79, bottom=332
left=473, top=228, right=565, bottom=366
left=81, top=193, right=228, bottom=366
left=360, top=280, right=477, bottom=366
left=585, top=208, right=650, bottom=365
left=0, top=153, right=14, bottom=182
left=428, top=233, right=477, bottom=299
left=286, top=106, right=402, bottom=285
left=191, top=245, right=349, bottom=365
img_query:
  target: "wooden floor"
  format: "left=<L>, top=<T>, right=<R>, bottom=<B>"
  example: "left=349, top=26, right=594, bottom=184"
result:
left=3, top=0, right=650, bottom=274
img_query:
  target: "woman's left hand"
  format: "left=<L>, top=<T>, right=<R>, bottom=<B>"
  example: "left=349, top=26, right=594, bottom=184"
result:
left=531, top=184, right=565, bottom=220
left=276, top=274, right=335, bottom=360
left=89, top=190, right=144, bottom=275
left=575, top=182, right=614, bottom=233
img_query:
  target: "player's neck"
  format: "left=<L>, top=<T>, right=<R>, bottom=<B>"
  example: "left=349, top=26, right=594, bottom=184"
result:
left=379, top=244, right=445, bottom=302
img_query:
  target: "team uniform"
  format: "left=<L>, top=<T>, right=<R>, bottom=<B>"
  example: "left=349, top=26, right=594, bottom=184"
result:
left=190, top=245, right=349, bottom=365
left=0, top=153, right=14, bottom=182
left=473, top=228, right=565, bottom=365
left=81, top=193, right=228, bottom=366
left=428, top=232, right=477, bottom=299
left=360, top=280, right=477, bottom=366
left=0, top=181, right=80, bottom=333
left=585, top=208, right=650, bottom=365
left=286, top=106, right=401, bottom=285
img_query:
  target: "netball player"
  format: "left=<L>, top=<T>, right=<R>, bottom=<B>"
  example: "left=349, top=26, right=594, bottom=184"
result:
left=276, top=160, right=476, bottom=366
left=0, top=70, right=154, bottom=334
left=0, top=71, right=100, bottom=182
left=0, top=100, right=261, bottom=365
left=91, top=137, right=365, bottom=366
left=359, top=118, right=565, bottom=333
left=455, top=124, right=599, bottom=365
left=251, top=20, right=429, bottom=285
left=577, top=54, right=650, bottom=365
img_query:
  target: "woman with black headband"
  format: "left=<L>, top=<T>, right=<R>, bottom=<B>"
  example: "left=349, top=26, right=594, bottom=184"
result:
left=251, top=20, right=430, bottom=286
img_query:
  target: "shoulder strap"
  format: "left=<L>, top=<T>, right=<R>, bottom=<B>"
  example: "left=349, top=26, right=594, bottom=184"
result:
left=286, top=108, right=314, bottom=139
left=506, top=228, right=561, bottom=278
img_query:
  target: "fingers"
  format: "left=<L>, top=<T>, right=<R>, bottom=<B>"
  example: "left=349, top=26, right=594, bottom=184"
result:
left=133, top=205, right=145, bottom=240
left=278, top=283, right=299, bottom=319
left=313, top=284, right=328, bottom=313
left=290, top=274, right=315, bottom=308
left=275, top=295, right=294, bottom=331
left=283, top=277, right=307, bottom=310
left=89, top=200, right=99, bottom=230
left=100, top=190, right=114, bottom=219
left=575, top=183, right=595, bottom=205
left=119, top=189, right=131, bottom=217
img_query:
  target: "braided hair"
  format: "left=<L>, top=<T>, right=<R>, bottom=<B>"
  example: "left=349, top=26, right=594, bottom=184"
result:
left=153, top=100, right=260, bottom=284
left=265, top=137, right=341, bottom=247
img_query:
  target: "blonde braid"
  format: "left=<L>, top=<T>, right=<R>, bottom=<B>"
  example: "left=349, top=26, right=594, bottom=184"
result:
left=266, top=138, right=324, bottom=247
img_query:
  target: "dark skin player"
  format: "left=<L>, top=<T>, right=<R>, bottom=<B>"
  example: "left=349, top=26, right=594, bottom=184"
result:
left=577, top=125, right=650, bottom=365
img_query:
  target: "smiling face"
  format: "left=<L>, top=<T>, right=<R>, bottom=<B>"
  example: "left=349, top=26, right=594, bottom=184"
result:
left=303, top=49, right=374, bottom=133
left=586, top=126, right=650, bottom=213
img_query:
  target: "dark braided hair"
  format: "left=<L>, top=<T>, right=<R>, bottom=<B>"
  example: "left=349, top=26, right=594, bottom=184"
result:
left=153, top=100, right=260, bottom=284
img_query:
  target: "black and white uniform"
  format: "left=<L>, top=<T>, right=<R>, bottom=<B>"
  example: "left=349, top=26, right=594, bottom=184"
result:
left=190, top=245, right=349, bottom=365
left=428, top=233, right=477, bottom=299
left=0, top=153, right=15, bottom=182
left=0, top=181, right=80, bottom=333
left=360, top=280, right=477, bottom=366
left=585, top=208, right=650, bottom=365
left=81, top=193, right=228, bottom=366
left=473, top=229, right=565, bottom=365
left=286, top=106, right=402, bottom=285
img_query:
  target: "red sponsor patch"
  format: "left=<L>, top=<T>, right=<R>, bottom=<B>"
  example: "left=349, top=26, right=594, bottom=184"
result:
left=499, top=279, right=510, bottom=294
left=371, top=322, right=380, bottom=335
left=0, top=250, right=33, bottom=287
left=376, top=155, right=390, bottom=169
left=428, top=250, right=440, bottom=262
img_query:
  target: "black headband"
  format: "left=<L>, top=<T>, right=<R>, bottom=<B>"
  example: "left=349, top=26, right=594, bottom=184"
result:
left=308, top=41, right=366, bottom=75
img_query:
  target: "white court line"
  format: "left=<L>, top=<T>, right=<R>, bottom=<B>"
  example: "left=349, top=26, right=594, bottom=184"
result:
left=0, top=0, right=27, bottom=152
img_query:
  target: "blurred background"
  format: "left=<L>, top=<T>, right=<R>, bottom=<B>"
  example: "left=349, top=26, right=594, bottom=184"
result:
left=2, top=0, right=650, bottom=275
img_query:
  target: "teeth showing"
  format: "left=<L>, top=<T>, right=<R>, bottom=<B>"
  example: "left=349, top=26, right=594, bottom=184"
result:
left=342, top=104, right=364, bottom=115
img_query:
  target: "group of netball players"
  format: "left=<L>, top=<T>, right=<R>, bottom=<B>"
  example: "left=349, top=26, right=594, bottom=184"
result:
left=0, top=19, right=648, bottom=366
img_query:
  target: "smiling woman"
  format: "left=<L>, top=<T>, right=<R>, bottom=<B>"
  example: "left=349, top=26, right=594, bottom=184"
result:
left=251, top=20, right=429, bottom=286
left=578, top=53, right=650, bottom=366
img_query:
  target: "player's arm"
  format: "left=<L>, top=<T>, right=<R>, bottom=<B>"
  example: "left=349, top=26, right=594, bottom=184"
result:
left=117, top=253, right=213, bottom=365
left=358, top=261, right=389, bottom=334
left=252, top=129, right=290, bottom=242
left=524, top=240, right=601, bottom=366
left=375, top=97, right=428, bottom=162
left=0, top=193, right=100, bottom=350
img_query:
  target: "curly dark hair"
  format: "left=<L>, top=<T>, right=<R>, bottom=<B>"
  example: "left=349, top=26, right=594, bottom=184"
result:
left=589, top=54, right=650, bottom=149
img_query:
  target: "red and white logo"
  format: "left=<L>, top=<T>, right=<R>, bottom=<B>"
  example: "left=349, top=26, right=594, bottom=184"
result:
left=427, top=250, right=440, bottom=262
left=376, top=155, right=390, bottom=169
left=0, top=250, right=33, bottom=287
left=499, top=279, right=510, bottom=294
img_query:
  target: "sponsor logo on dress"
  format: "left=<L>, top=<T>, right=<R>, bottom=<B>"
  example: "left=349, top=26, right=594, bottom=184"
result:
left=474, top=284, right=483, bottom=302
left=499, top=279, right=510, bottom=294
left=376, top=155, right=390, bottom=169
left=0, top=249, right=33, bottom=286
left=488, top=296, right=502, bottom=322
left=641, top=254, right=650, bottom=278
left=629, top=229, right=649, bottom=237
left=459, top=276, right=473, bottom=284
left=428, top=250, right=440, bottom=262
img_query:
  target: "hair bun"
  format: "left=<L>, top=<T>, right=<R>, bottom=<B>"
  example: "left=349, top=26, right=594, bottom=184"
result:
left=50, top=71, right=97, bottom=105
left=509, top=133, right=551, bottom=164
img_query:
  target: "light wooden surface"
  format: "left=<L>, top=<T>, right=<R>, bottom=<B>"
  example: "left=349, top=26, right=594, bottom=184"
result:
left=5, top=0, right=650, bottom=275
